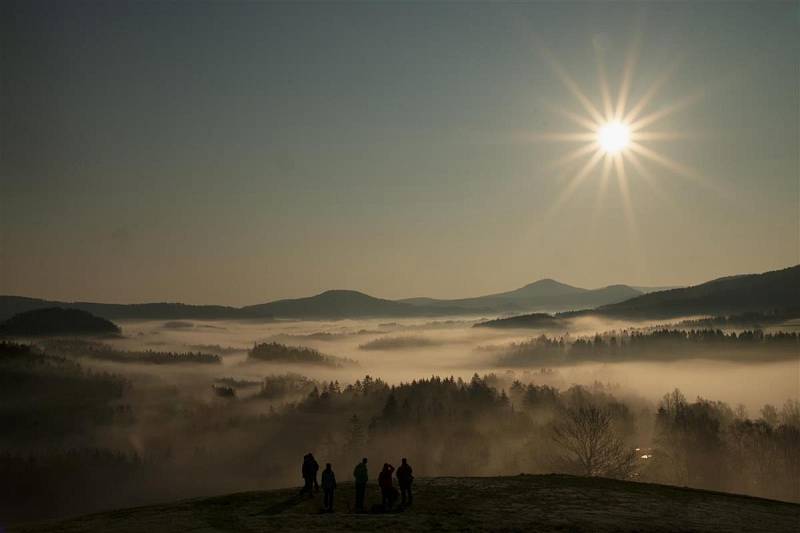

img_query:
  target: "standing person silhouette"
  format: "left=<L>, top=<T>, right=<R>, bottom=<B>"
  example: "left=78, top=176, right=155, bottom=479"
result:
left=300, top=453, right=319, bottom=497
left=396, top=457, right=414, bottom=507
left=353, top=457, right=368, bottom=511
left=321, top=463, right=336, bottom=512
left=378, top=463, right=396, bottom=510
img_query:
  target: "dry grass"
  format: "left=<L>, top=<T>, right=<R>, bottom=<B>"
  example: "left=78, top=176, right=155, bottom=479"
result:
left=12, top=474, right=800, bottom=532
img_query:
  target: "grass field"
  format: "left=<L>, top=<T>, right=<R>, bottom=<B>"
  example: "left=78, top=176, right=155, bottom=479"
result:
left=10, top=474, right=800, bottom=532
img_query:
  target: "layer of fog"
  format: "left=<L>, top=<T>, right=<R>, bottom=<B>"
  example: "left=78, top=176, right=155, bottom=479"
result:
left=6, top=314, right=799, bottom=523
left=102, top=315, right=800, bottom=413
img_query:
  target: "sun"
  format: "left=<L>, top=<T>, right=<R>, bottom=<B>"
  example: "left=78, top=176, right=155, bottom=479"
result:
left=527, top=37, right=705, bottom=228
left=598, top=122, right=630, bottom=154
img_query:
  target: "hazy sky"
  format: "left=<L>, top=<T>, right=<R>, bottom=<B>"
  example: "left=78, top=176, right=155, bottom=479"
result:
left=1, top=1, right=798, bottom=305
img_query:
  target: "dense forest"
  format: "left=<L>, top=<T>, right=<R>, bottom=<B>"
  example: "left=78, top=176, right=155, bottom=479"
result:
left=494, top=329, right=799, bottom=366
left=359, top=335, right=442, bottom=350
left=675, top=309, right=800, bottom=329
left=40, top=338, right=221, bottom=364
left=0, top=342, right=130, bottom=449
left=247, top=341, right=354, bottom=367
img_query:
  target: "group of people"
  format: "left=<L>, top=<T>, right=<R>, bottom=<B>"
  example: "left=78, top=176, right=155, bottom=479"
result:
left=300, top=453, right=414, bottom=513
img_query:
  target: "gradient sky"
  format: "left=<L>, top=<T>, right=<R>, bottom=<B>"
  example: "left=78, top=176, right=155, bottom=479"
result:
left=1, top=1, right=798, bottom=305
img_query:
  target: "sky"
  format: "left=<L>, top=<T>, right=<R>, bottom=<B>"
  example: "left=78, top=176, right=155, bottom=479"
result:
left=1, top=1, right=798, bottom=306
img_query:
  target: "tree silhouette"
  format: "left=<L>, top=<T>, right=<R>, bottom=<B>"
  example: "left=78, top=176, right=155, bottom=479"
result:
left=551, top=405, right=636, bottom=478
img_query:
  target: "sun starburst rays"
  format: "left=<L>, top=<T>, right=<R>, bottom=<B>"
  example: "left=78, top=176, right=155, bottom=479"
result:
left=592, top=152, right=616, bottom=219
left=534, top=40, right=707, bottom=234
left=613, top=30, right=641, bottom=123
left=540, top=49, right=606, bottom=125
left=595, top=48, right=615, bottom=122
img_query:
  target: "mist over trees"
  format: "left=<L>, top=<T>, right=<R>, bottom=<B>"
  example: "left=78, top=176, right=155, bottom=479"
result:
left=495, top=329, right=799, bottom=366
left=2, top=301, right=798, bottom=525
left=2, top=336, right=798, bottom=524
left=359, top=335, right=443, bottom=350
left=0, top=342, right=129, bottom=448
left=551, top=405, right=637, bottom=478
left=650, top=389, right=800, bottom=501
left=247, top=342, right=353, bottom=367
left=41, top=338, right=221, bottom=364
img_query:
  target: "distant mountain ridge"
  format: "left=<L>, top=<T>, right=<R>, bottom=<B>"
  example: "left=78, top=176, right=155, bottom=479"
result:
left=479, top=265, right=800, bottom=328
left=591, top=265, right=800, bottom=318
left=1, top=266, right=793, bottom=321
left=0, top=291, right=463, bottom=321
left=0, top=296, right=251, bottom=322
left=399, top=279, right=643, bottom=313
left=631, top=285, right=684, bottom=294
left=239, top=290, right=467, bottom=319
left=0, top=278, right=643, bottom=321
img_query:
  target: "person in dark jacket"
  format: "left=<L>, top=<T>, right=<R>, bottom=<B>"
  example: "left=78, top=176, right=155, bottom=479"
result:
left=300, top=453, right=319, bottom=496
left=353, top=457, right=368, bottom=511
left=378, top=463, right=396, bottom=510
left=321, top=463, right=336, bottom=512
left=396, top=457, right=413, bottom=506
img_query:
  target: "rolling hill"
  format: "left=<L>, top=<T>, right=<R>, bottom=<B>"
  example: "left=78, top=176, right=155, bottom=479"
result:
left=592, top=264, right=800, bottom=319
left=11, top=475, right=799, bottom=532
left=2, top=265, right=794, bottom=322
left=0, top=291, right=464, bottom=322
left=474, top=312, right=564, bottom=329
left=0, top=280, right=639, bottom=322
left=479, top=265, right=800, bottom=328
left=0, top=296, right=250, bottom=322
left=0, top=308, right=121, bottom=337
left=240, top=290, right=468, bottom=319
left=400, top=279, right=642, bottom=313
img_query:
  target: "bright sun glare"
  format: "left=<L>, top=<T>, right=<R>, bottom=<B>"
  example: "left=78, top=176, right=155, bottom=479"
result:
left=598, top=122, right=630, bottom=153
left=529, top=36, right=705, bottom=229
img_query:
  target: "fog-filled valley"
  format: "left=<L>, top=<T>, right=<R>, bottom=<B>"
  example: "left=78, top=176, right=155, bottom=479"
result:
left=5, top=1, right=800, bottom=530
left=3, top=314, right=798, bottom=523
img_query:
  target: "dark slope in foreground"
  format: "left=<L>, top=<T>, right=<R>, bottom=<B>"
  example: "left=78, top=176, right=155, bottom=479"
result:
left=13, top=475, right=800, bottom=533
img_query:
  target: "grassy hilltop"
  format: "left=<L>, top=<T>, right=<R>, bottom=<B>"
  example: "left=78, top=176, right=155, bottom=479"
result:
left=11, top=475, right=800, bottom=533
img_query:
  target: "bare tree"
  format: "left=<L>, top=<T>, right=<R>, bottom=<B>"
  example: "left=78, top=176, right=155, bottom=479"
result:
left=551, top=405, right=637, bottom=479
